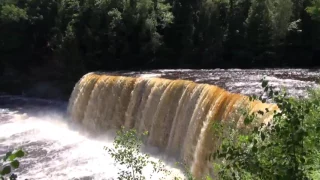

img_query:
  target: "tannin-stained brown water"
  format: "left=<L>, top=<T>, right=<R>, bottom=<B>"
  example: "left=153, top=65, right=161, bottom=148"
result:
left=67, top=72, right=281, bottom=178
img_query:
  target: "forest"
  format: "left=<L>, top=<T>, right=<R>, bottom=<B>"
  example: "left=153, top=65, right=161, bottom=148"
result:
left=0, top=0, right=320, bottom=82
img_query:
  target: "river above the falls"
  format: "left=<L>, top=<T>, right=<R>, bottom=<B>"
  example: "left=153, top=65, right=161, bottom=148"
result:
left=1, top=69, right=319, bottom=180
left=110, top=69, right=320, bottom=98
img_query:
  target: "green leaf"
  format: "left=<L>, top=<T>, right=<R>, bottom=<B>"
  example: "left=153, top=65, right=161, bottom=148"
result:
left=244, top=115, right=254, bottom=125
left=8, top=154, right=16, bottom=161
left=3, top=151, right=12, bottom=161
left=258, top=110, right=264, bottom=115
left=11, top=160, right=20, bottom=169
left=262, top=80, right=268, bottom=88
left=14, top=150, right=25, bottom=158
left=261, top=132, right=265, bottom=141
left=232, top=172, right=236, bottom=178
left=1, top=166, right=11, bottom=175
left=252, top=146, right=258, bottom=153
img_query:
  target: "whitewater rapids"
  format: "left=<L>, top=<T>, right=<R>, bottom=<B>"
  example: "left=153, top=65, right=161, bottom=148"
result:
left=0, top=106, right=184, bottom=180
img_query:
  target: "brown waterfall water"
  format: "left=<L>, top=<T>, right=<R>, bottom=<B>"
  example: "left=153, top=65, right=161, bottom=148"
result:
left=67, top=72, right=279, bottom=179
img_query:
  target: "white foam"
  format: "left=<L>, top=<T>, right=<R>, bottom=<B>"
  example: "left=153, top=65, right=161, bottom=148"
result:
left=0, top=110, right=184, bottom=180
left=140, top=74, right=162, bottom=78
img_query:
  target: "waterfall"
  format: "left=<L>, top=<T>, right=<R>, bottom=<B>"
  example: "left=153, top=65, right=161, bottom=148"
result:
left=67, top=72, right=278, bottom=179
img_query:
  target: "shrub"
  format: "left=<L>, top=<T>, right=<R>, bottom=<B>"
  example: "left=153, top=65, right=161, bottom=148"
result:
left=104, top=127, right=171, bottom=180
left=210, top=78, right=320, bottom=180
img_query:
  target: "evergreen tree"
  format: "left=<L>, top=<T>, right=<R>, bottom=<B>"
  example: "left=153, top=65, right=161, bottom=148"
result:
left=246, top=0, right=274, bottom=65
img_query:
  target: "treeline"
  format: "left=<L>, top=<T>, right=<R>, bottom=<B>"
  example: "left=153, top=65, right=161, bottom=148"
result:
left=0, top=0, right=320, bottom=78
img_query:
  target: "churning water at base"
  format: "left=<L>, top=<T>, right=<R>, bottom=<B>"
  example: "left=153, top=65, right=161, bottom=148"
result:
left=0, top=99, right=184, bottom=180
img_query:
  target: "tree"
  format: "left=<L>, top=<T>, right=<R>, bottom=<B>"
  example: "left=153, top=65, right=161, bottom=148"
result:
left=306, top=0, right=320, bottom=21
left=53, top=0, right=173, bottom=72
left=246, top=0, right=274, bottom=65
left=270, top=0, right=293, bottom=43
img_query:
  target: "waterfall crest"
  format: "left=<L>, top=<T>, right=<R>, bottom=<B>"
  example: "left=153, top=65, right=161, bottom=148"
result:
left=67, top=72, right=277, bottom=179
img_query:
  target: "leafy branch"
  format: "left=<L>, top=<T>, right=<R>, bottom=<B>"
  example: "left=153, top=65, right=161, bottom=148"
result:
left=104, top=127, right=171, bottom=180
left=0, top=149, right=25, bottom=180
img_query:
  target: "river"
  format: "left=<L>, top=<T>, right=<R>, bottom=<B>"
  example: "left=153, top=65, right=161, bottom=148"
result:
left=1, top=69, right=319, bottom=180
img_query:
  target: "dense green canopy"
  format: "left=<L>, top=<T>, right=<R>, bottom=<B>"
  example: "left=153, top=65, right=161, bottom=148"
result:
left=0, top=0, right=319, bottom=79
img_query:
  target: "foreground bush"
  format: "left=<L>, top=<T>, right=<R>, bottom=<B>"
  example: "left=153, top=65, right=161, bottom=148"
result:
left=211, top=79, right=320, bottom=180
left=104, top=128, right=172, bottom=180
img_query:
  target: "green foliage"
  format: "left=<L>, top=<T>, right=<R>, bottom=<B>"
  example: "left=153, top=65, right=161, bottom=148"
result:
left=0, top=4, right=27, bottom=22
left=48, top=0, right=174, bottom=77
left=210, top=78, right=320, bottom=179
left=105, top=127, right=170, bottom=180
left=306, top=0, right=320, bottom=21
left=269, top=0, right=293, bottom=42
left=0, top=0, right=319, bottom=93
left=246, top=0, right=273, bottom=52
left=0, top=149, right=25, bottom=180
